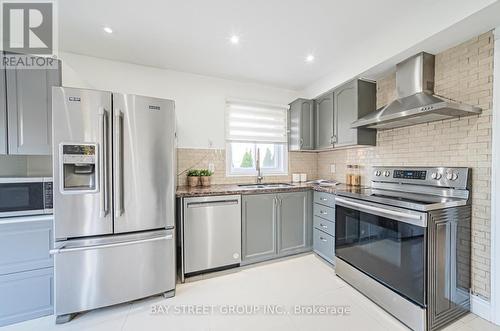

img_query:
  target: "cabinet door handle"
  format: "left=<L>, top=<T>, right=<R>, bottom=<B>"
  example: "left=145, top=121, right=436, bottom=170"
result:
left=319, top=237, right=328, bottom=242
left=300, top=138, right=303, bottom=147
left=320, top=197, right=327, bottom=201
left=320, top=210, right=327, bottom=215
left=320, top=223, right=328, bottom=229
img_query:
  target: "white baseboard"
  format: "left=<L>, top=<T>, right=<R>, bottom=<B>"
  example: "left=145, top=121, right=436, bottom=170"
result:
left=470, top=294, right=491, bottom=321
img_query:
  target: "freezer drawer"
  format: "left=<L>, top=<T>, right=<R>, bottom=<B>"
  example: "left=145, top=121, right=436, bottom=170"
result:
left=183, top=195, right=241, bottom=274
left=53, top=229, right=175, bottom=316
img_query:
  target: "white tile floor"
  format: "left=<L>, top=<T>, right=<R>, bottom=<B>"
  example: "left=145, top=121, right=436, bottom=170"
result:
left=3, top=254, right=499, bottom=331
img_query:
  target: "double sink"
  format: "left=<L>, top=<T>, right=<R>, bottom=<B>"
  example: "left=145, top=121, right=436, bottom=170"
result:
left=237, top=183, right=295, bottom=189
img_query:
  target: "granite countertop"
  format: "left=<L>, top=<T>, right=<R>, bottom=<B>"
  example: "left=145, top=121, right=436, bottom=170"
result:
left=176, top=182, right=355, bottom=197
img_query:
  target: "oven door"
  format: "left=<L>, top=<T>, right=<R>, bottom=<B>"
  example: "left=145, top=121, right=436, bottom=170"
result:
left=0, top=181, right=44, bottom=217
left=335, top=196, right=427, bottom=307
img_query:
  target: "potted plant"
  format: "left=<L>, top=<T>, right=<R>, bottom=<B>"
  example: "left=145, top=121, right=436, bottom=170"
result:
left=199, top=169, right=214, bottom=187
left=187, top=169, right=200, bottom=187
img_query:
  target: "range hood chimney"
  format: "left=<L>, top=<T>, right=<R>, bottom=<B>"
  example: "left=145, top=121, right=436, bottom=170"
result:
left=352, top=52, right=481, bottom=130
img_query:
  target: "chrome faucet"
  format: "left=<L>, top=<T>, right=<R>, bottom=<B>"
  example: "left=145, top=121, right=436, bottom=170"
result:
left=256, top=148, right=263, bottom=184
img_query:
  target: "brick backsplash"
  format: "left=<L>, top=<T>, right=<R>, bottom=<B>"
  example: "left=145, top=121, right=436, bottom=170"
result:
left=176, top=31, right=494, bottom=300
left=318, top=31, right=494, bottom=299
left=177, top=149, right=318, bottom=186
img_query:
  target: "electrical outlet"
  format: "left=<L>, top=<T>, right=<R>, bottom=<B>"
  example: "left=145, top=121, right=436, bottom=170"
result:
left=330, top=164, right=336, bottom=173
left=208, top=163, right=215, bottom=172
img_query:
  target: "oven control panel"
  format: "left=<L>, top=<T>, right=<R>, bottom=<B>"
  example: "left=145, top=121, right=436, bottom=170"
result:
left=393, top=170, right=427, bottom=180
left=372, top=167, right=470, bottom=189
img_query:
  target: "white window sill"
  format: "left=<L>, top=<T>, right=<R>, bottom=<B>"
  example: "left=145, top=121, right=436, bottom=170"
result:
left=226, top=173, right=289, bottom=177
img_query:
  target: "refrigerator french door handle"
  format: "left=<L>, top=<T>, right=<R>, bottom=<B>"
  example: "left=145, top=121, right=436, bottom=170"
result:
left=114, top=109, right=124, bottom=217
left=99, top=108, right=109, bottom=218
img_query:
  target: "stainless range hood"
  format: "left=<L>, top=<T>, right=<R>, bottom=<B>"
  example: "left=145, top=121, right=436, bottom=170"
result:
left=352, top=52, right=481, bottom=130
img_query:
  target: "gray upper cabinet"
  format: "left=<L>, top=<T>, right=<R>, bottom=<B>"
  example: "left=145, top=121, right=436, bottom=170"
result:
left=0, top=69, right=6, bottom=155
left=314, top=92, right=334, bottom=149
left=5, top=57, right=61, bottom=155
left=242, top=194, right=278, bottom=263
left=278, top=191, right=312, bottom=255
left=305, top=79, right=376, bottom=151
left=288, top=98, right=314, bottom=151
left=333, top=79, right=376, bottom=147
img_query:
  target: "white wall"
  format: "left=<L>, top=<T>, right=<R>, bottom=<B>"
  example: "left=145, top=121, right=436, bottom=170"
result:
left=301, top=0, right=500, bottom=99
left=60, top=52, right=299, bottom=149
left=0, top=156, right=28, bottom=176
left=0, top=155, right=52, bottom=177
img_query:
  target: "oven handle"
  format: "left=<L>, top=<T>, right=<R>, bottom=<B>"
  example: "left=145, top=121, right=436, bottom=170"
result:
left=334, top=197, right=427, bottom=227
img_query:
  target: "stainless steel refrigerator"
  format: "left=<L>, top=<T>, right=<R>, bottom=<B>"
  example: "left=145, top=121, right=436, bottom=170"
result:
left=50, top=87, right=176, bottom=323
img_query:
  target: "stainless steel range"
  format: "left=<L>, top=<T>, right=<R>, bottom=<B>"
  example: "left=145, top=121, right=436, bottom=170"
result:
left=334, top=166, right=471, bottom=331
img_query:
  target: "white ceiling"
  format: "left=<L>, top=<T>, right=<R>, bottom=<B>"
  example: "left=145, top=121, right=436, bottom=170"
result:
left=59, top=0, right=498, bottom=92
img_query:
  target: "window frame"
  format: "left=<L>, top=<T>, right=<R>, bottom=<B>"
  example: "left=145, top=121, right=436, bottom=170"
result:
left=226, top=142, right=288, bottom=177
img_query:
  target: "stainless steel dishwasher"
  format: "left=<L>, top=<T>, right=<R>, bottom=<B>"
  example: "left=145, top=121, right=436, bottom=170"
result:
left=183, top=195, right=241, bottom=275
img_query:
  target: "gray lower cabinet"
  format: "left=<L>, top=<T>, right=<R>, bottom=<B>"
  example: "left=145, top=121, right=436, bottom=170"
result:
left=288, top=98, right=314, bottom=151
left=242, top=191, right=312, bottom=264
left=313, top=192, right=335, bottom=264
left=0, top=215, right=54, bottom=326
left=315, top=92, right=334, bottom=149
left=313, top=228, right=335, bottom=263
left=4, top=55, right=61, bottom=155
left=278, top=191, right=313, bottom=255
left=333, top=79, right=376, bottom=147
left=242, top=193, right=278, bottom=263
left=0, top=268, right=54, bottom=327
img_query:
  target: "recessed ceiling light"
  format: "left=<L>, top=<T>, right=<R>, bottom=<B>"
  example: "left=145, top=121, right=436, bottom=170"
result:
left=305, top=54, right=315, bottom=63
left=103, top=26, right=113, bottom=34
left=230, top=35, right=240, bottom=44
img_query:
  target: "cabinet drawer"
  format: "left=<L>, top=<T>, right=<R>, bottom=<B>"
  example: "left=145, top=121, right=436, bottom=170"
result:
left=313, top=216, right=335, bottom=237
left=313, top=228, right=335, bottom=263
left=313, top=203, right=335, bottom=222
left=314, top=191, right=335, bottom=207
left=0, top=215, right=53, bottom=275
left=0, top=268, right=54, bottom=327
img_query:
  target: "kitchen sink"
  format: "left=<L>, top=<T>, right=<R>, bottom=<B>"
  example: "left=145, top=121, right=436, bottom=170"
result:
left=237, top=183, right=294, bottom=189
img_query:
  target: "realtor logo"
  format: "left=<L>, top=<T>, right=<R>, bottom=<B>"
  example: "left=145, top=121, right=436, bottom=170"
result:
left=2, top=1, right=53, bottom=54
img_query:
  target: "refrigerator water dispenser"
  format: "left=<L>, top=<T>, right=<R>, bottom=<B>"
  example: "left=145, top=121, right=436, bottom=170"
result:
left=59, top=143, right=98, bottom=192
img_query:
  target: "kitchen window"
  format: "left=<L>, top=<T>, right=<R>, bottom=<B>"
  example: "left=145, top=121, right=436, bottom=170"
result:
left=225, top=100, right=288, bottom=176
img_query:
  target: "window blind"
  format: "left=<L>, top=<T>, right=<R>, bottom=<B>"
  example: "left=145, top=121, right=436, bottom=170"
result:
left=225, top=100, right=288, bottom=143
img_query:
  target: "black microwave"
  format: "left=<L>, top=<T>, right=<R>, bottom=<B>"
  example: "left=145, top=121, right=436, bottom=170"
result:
left=0, top=177, right=53, bottom=218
